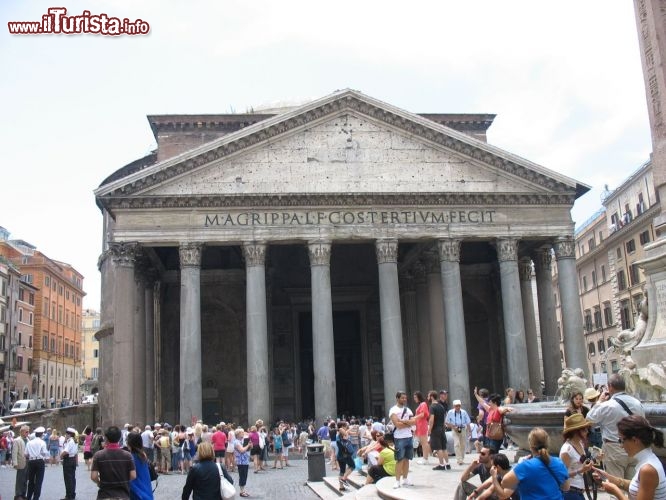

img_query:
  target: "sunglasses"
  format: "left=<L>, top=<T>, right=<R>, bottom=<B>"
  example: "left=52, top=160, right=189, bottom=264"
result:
left=479, top=452, right=488, bottom=456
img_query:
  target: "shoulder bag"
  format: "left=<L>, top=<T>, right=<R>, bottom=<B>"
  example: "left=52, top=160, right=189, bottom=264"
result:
left=217, top=463, right=236, bottom=500
left=487, top=412, right=505, bottom=440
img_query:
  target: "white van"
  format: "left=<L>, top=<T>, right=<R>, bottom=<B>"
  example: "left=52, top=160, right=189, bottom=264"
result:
left=82, top=394, right=98, bottom=404
left=10, top=399, right=37, bottom=414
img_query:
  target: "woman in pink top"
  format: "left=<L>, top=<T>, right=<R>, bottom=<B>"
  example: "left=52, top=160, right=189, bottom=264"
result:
left=413, top=391, right=431, bottom=465
left=247, top=426, right=262, bottom=472
left=82, top=426, right=94, bottom=470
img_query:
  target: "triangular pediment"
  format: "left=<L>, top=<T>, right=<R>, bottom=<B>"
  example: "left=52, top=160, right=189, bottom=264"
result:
left=95, top=89, right=589, bottom=209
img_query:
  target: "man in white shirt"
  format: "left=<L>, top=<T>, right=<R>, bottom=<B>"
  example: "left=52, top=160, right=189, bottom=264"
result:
left=141, top=425, right=155, bottom=464
left=388, top=391, right=416, bottom=490
left=60, top=427, right=79, bottom=499
left=445, top=399, right=472, bottom=465
left=25, top=426, right=49, bottom=500
left=587, top=374, right=644, bottom=481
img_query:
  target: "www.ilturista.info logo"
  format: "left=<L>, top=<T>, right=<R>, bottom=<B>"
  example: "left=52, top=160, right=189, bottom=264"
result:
left=7, top=7, right=150, bottom=35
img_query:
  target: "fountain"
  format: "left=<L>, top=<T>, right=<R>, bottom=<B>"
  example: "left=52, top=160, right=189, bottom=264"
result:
left=503, top=297, right=666, bottom=454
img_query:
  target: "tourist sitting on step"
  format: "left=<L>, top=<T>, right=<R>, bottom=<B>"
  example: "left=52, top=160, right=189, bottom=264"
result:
left=358, top=430, right=383, bottom=466
left=365, top=434, right=396, bottom=485
left=468, top=453, right=514, bottom=499
left=455, top=446, right=494, bottom=499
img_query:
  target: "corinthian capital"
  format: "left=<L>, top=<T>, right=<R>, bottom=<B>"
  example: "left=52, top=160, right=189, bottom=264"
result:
left=495, top=238, right=518, bottom=262
left=108, top=242, right=140, bottom=268
left=518, top=257, right=533, bottom=282
left=532, top=246, right=553, bottom=273
left=308, top=240, right=331, bottom=267
left=242, top=242, right=267, bottom=267
left=437, top=238, right=461, bottom=263
left=179, top=243, right=203, bottom=267
left=375, top=239, right=399, bottom=264
left=554, top=237, right=575, bottom=260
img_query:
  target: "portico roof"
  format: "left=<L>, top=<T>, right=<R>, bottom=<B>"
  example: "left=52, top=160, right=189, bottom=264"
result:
left=95, top=89, right=590, bottom=214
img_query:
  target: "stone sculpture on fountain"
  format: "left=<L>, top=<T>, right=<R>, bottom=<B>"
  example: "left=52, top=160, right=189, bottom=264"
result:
left=607, top=292, right=666, bottom=401
left=556, top=367, right=588, bottom=403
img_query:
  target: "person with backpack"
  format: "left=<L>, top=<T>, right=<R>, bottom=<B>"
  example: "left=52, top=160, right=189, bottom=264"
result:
left=91, top=427, right=105, bottom=456
left=280, top=424, right=293, bottom=467
left=336, top=427, right=355, bottom=492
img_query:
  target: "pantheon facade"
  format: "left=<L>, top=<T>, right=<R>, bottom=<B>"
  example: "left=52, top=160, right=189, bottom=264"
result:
left=94, top=90, right=589, bottom=427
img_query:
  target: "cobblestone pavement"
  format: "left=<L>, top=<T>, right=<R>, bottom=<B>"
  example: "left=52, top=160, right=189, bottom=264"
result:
left=0, top=457, right=318, bottom=500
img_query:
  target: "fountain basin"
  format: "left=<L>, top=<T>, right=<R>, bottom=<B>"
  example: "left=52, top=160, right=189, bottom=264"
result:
left=503, top=402, right=666, bottom=455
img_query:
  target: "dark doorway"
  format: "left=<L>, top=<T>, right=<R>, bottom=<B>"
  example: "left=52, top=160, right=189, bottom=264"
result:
left=299, top=310, right=363, bottom=419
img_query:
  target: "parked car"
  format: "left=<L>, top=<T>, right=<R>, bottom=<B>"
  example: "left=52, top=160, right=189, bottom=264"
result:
left=10, top=399, right=38, bottom=414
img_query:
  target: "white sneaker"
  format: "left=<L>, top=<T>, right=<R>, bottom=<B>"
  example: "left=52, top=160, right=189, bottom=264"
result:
left=403, top=477, right=414, bottom=486
left=416, top=459, right=426, bottom=465
left=393, top=481, right=401, bottom=489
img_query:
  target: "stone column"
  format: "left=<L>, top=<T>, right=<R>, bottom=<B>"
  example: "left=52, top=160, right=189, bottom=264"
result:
left=496, top=238, right=530, bottom=391
left=109, top=242, right=138, bottom=426
left=438, top=239, right=471, bottom=408
left=308, top=241, right=337, bottom=421
left=132, top=259, right=147, bottom=424
left=153, top=281, right=162, bottom=424
left=425, top=252, right=448, bottom=391
left=179, top=243, right=203, bottom=425
left=533, top=246, right=561, bottom=395
left=555, top=237, right=589, bottom=378
left=519, top=258, right=542, bottom=393
left=400, top=272, right=419, bottom=395
left=243, top=242, right=270, bottom=425
left=145, top=277, right=156, bottom=425
left=376, top=239, right=407, bottom=411
left=414, top=262, right=433, bottom=391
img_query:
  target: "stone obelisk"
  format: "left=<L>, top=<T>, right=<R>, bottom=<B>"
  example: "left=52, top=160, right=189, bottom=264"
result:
left=632, top=0, right=666, bottom=373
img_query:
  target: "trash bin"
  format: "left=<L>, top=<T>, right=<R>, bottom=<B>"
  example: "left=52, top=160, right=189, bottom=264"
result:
left=307, top=444, right=326, bottom=482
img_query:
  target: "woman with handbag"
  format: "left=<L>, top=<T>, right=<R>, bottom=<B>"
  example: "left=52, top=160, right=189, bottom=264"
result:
left=127, top=432, right=155, bottom=500
left=474, top=389, right=512, bottom=454
left=181, top=441, right=234, bottom=500
left=492, top=427, right=570, bottom=499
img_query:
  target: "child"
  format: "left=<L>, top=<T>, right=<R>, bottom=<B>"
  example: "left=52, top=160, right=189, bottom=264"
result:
left=469, top=421, right=483, bottom=453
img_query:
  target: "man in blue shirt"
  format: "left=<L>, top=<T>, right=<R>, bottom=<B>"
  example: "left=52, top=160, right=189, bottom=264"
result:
left=445, top=400, right=472, bottom=465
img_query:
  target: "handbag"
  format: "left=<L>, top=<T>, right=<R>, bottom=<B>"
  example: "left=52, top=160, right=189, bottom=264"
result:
left=354, top=456, right=363, bottom=471
left=148, top=461, right=158, bottom=481
left=217, top=463, right=236, bottom=500
left=487, top=421, right=504, bottom=440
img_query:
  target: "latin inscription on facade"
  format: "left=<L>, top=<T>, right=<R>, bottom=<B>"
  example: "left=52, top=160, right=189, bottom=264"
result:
left=203, top=209, right=498, bottom=227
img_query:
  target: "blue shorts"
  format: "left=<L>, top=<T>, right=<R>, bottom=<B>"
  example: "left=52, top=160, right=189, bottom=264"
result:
left=394, top=437, right=414, bottom=461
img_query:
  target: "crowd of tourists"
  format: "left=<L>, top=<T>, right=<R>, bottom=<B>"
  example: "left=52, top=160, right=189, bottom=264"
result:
left=4, top=371, right=666, bottom=499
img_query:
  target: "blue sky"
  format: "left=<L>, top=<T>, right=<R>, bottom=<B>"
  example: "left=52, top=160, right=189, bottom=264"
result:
left=0, top=1, right=652, bottom=308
